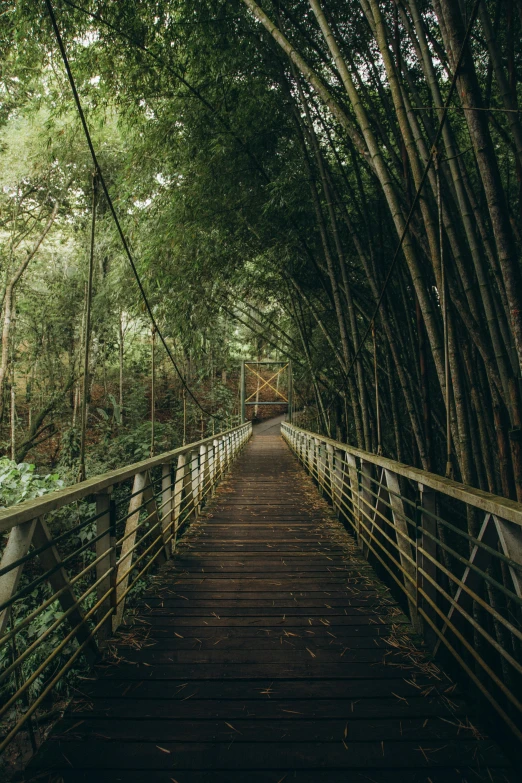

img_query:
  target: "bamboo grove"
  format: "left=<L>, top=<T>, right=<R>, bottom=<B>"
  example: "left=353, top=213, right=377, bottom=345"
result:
left=1, top=0, right=522, bottom=521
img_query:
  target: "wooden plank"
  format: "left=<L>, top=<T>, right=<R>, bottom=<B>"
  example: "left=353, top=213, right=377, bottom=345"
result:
left=68, top=676, right=453, bottom=701
left=22, top=770, right=519, bottom=783
left=61, top=695, right=471, bottom=720
left=29, top=738, right=509, bottom=771
left=52, top=716, right=478, bottom=742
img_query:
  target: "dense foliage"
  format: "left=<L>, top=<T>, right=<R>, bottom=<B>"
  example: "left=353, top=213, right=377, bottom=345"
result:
left=1, top=0, right=522, bottom=515
left=0, top=459, right=63, bottom=508
left=2, top=1, right=522, bottom=771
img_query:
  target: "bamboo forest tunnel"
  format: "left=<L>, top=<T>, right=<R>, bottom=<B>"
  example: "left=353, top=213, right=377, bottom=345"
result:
left=1, top=0, right=522, bottom=778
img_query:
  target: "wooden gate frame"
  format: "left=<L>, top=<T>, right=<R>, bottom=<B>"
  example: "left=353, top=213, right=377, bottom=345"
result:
left=240, top=359, right=293, bottom=422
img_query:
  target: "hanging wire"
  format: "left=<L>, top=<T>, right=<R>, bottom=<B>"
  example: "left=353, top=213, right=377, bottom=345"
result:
left=78, top=172, right=97, bottom=482
left=44, top=0, right=224, bottom=421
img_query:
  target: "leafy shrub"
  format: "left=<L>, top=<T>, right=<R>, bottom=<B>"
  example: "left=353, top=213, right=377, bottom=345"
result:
left=0, top=458, right=63, bottom=509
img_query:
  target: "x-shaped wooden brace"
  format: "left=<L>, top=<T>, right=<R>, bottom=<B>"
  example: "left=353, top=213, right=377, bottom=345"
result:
left=245, top=364, right=289, bottom=402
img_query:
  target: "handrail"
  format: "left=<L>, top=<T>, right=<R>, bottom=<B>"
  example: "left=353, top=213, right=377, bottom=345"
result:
left=0, top=424, right=247, bottom=532
left=282, top=422, right=522, bottom=744
left=285, top=423, right=522, bottom=527
left=0, top=422, right=252, bottom=752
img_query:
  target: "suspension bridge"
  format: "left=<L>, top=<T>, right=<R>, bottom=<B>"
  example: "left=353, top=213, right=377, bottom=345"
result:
left=0, top=415, right=520, bottom=781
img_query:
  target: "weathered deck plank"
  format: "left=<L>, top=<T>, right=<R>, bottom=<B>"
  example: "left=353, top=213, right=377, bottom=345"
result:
left=25, top=423, right=515, bottom=781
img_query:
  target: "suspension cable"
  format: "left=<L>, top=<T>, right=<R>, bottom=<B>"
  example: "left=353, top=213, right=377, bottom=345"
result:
left=44, top=0, right=224, bottom=421
left=78, top=172, right=96, bottom=481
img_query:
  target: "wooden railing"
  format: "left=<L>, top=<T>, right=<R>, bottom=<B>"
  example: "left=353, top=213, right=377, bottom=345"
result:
left=0, top=422, right=252, bottom=750
left=282, top=422, right=522, bottom=743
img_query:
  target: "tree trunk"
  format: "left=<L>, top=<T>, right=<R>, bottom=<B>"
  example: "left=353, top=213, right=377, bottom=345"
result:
left=0, top=202, right=59, bottom=421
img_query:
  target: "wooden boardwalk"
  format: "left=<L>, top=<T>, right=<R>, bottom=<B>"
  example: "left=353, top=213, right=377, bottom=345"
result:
left=26, top=421, right=515, bottom=781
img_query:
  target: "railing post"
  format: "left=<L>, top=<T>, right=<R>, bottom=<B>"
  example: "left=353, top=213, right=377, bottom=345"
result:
left=161, top=462, right=173, bottom=552
left=360, top=460, right=373, bottom=543
left=312, top=437, right=318, bottom=478
left=345, top=452, right=360, bottom=543
left=212, top=438, right=220, bottom=486
left=0, top=519, right=38, bottom=637
left=418, top=483, right=437, bottom=646
left=384, top=469, right=418, bottom=628
left=326, top=443, right=335, bottom=502
left=208, top=441, right=215, bottom=490
left=190, top=450, right=200, bottom=518
left=199, top=444, right=207, bottom=510
left=333, top=448, right=345, bottom=516
left=216, top=436, right=224, bottom=480
left=220, top=435, right=227, bottom=475
left=95, top=489, right=115, bottom=644
left=31, top=518, right=99, bottom=663
left=307, top=434, right=314, bottom=474
left=172, top=453, right=186, bottom=550
left=314, top=438, right=324, bottom=486
left=224, top=433, right=231, bottom=471
left=113, top=471, right=147, bottom=630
